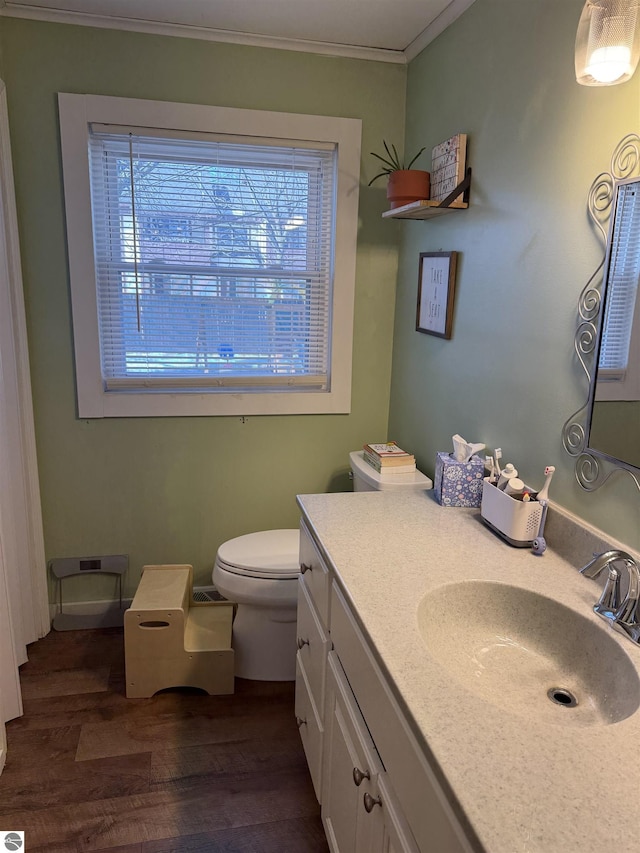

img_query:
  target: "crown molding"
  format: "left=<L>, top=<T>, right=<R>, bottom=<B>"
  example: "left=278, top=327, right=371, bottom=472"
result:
left=0, top=4, right=409, bottom=64
left=0, top=0, right=477, bottom=64
left=404, top=0, right=477, bottom=61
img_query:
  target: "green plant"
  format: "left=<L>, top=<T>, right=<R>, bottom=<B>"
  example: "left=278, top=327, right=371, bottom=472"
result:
left=368, top=141, right=426, bottom=185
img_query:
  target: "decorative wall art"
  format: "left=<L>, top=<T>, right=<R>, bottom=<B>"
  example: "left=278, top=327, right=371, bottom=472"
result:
left=416, top=252, right=458, bottom=339
left=431, top=134, right=467, bottom=202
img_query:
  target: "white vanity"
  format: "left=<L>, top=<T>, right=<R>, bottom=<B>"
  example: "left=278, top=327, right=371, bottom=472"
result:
left=294, top=489, right=640, bottom=853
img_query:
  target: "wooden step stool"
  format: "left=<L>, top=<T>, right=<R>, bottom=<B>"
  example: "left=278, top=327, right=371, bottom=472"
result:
left=124, top=564, right=235, bottom=698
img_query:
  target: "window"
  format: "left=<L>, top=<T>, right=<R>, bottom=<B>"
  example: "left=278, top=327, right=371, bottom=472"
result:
left=58, top=95, right=361, bottom=417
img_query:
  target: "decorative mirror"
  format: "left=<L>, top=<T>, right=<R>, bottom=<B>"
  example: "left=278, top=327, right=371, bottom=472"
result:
left=563, top=134, right=640, bottom=491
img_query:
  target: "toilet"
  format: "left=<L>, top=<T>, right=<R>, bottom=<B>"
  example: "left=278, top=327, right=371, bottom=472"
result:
left=212, top=529, right=300, bottom=681
left=213, top=451, right=432, bottom=681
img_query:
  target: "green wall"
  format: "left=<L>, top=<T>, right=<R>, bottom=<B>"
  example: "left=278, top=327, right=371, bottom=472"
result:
left=1, top=18, right=406, bottom=598
left=590, top=401, right=640, bottom=468
left=6, top=0, right=640, bottom=602
left=389, top=0, right=640, bottom=549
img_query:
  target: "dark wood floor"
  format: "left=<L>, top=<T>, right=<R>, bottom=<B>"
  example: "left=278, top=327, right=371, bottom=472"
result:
left=0, top=627, right=328, bottom=853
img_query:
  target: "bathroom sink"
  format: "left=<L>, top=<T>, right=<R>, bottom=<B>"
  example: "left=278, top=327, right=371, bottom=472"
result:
left=417, top=581, right=640, bottom=727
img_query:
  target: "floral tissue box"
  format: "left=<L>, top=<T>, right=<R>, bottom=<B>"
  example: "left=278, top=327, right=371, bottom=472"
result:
left=434, top=452, right=485, bottom=507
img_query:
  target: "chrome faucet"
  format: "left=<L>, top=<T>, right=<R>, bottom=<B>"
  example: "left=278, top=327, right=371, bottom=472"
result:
left=580, top=550, right=640, bottom=644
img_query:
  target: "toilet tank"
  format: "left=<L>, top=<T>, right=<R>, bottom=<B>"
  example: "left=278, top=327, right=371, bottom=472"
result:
left=349, top=451, right=433, bottom=491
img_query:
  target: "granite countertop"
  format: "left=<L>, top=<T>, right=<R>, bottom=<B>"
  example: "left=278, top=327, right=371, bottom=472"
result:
left=296, top=489, right=640, bottom=853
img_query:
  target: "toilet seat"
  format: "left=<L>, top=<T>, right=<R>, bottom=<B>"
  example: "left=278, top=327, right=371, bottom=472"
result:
left=216, top=529, right=300, bottom=580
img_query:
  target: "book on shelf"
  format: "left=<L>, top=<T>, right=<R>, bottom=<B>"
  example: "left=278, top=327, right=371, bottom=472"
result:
left=363, top=447, right=416, bottom=473
left=363, top=442, right=414, bottom=461
left=365, top=458, right=417, bottom=475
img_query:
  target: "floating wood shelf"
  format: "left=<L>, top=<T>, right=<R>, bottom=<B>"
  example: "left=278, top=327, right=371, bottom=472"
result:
left=382, top=199, right=468, bottom=220
left=382, top=167, right=472, bottom=221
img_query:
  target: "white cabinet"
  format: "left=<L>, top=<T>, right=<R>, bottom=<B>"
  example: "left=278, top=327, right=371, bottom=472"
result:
left=368, top=775, right=422, bottom=853
left=297, top=575, right=329, bottom=709
left=295, top=655, right=324, bottom=801
left=296, top=517, right=474, bottom=853
left=330, top=583, right=473, bottom=853
left=295, top=520, right=331, bottom=801
left=322, top=652, right=419, bottom=853
left=322, top=651, right=380, bottom=852
left=299, top=518, right=330, bottom=624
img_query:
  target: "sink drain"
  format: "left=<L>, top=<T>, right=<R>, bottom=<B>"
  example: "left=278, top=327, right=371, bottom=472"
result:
left=547, top=687, right=578, bottom=708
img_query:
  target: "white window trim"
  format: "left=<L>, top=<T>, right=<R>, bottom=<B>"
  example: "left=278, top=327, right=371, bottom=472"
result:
left=58, top=93, right=361, bottom=418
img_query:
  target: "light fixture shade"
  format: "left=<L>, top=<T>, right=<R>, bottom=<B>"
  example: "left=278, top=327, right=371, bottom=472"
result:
left=575, top=0, right=640, bottom=86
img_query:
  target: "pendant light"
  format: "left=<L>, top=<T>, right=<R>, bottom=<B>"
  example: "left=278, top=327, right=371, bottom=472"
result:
left=575, top=0, right=640, bottom=86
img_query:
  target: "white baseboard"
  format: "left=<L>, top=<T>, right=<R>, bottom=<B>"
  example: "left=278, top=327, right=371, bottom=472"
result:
left=48, top=586, right=220, bottom=630
left=50, top=598, right=133, bottom=630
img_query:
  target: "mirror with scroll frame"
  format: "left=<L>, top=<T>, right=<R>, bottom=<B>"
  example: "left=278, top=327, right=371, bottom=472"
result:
left=563, top=135, right=640, bottom=491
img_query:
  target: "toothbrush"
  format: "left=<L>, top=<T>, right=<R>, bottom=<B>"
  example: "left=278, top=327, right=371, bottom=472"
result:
left=485, top=455, right=496, bottom=484
left=532, top=499, right=549, bottom=555
left=537, top=466, right=556, bottom=502
left=493, top=448, right=503, bottom=480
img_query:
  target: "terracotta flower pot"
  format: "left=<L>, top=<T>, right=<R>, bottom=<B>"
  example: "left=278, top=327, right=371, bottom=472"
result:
left=386, top=169, right=430, bottom=209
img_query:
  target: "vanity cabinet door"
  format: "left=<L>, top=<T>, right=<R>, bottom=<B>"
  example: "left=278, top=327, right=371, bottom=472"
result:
left=365, top=774, right=420, bottom=853
left=296, top=577, right=329, bottom=712
left=296, top=523, right=331, bottom=804
left=322, top=652, right=384, bottom=853
left=330, top=582, right=473, bottom=853
left=299, top=519, right=331, bottom=625
left=295, top=656, right=324, bottom=802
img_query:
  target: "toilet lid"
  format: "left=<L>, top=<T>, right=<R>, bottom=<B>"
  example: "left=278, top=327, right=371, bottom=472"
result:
left=217, top=529, right=300, bottom=579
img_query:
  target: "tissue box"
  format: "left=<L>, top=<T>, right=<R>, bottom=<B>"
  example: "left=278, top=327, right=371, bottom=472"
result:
left=434, top=452, right=485, bottom=507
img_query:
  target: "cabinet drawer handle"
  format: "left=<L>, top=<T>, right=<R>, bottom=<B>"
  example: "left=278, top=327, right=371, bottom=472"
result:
left=300, top=562, right=312, bottom=574
left=297, top=637, right=310, bottom=650
left=295, top=716, right=306, bottom=728
left=363, top=792, right=382, bottom=813
left=352, top=766, right=371, bottom=786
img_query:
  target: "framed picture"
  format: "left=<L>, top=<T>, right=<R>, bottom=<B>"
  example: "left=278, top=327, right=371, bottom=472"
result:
left=416, top=251, right=458, bottom=339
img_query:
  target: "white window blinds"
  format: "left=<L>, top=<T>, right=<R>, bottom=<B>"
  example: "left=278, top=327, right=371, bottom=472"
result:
left=598, top=181, right=640, bottom=379
left=87, top=127, right=336, bottom=392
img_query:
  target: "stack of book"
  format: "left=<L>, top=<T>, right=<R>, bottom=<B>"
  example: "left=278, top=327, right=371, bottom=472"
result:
left=363, top=442, right=416, bottom=474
